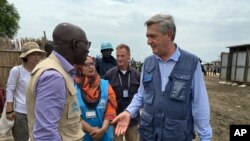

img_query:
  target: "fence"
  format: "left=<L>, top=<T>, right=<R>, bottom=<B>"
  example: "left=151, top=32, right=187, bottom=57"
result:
left=0, top=37, right=46, bottom=88
left=0, top=50, right=22, bottom=87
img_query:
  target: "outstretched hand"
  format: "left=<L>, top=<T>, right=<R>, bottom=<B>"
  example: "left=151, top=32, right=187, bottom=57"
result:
left=111, top=111, right=131, bottom=136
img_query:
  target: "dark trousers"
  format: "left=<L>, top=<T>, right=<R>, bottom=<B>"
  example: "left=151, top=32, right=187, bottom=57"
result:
left=12, top=111, right=29, bottom=141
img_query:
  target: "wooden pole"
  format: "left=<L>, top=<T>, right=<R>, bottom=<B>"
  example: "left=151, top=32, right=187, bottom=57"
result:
left=43, top=31, right=47, bottom=39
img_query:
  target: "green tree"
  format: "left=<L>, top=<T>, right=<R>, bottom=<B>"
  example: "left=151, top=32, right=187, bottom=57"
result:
left=0, top=0, right=20, bottom=39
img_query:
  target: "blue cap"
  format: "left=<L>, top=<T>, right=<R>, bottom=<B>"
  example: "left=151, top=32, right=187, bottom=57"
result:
left=101, top=42, right=113, bottom=51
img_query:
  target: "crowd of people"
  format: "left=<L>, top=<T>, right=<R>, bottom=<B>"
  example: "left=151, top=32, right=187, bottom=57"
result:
left=2, top=14, right=212, bottom=141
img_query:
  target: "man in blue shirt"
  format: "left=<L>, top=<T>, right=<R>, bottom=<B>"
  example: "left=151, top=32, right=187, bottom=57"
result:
left=112, top=14, right=212, bottom=141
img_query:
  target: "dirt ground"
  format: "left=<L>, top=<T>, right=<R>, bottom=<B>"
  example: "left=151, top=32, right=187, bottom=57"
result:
left=203, top=75, right=250, bottom=141
left=0, top=75, right=249, bottom=141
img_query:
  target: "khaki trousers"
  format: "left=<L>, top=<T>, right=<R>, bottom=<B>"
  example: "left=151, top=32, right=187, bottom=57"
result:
left=114, top=125, right=139, bottom=141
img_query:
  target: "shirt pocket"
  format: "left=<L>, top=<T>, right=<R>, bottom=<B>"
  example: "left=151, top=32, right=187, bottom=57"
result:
left=67, top=100, right=81, bottom=119
left=138, top=111, right=154, bottom=140
left=61, top=99, right=82, bottom=139
left=163, top=117, right=187, bottom=141
left=169, top=73, right=190, bottom=102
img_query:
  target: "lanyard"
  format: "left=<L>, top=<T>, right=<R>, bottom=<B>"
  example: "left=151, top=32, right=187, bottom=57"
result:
left=118, top=72, right=130, bottom=90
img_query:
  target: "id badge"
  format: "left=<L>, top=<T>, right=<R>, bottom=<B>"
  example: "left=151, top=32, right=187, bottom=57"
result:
left=123, top=89, right=129, bottom=98
left=86, top=110, right=96, bottom=118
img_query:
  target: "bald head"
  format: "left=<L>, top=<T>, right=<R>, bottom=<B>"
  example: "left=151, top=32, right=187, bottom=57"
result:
left=52, top=23, right=90, bottom=65
left=53, top=23, right=86, bottom=44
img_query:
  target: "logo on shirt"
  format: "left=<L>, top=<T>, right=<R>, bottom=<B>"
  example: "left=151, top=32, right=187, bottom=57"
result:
left=97, top=99, right=106, bottom=109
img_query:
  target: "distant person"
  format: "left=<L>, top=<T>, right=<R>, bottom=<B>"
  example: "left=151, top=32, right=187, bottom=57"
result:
left=213, top=67, right=217, bottom=76
left=96, top=42, right=116, bottom=78
left=210, top=66, right=214, bottom=76
left=199, top=59, right=207, bottom=76
left=105, top=44, right=140, bottom=141
left=111, top=14, right=212, bottom=141
left=6, top=42, right=45, bottom=141
left=43, top=41, right=54, bottom=57
left=75, top=56, right=117, bottom=141
left=206, top=66, right=210, bottom=76
left=26, top=23, right=90, bottom=141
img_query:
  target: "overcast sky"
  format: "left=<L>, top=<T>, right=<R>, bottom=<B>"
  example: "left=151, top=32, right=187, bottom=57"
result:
left=8, top=0, right=250, bottom=62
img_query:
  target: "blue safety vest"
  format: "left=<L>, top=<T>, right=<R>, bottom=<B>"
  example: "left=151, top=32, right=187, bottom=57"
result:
left=75, top=79, right=113, bottom=141
left=139, top=49, right=198, bottom=141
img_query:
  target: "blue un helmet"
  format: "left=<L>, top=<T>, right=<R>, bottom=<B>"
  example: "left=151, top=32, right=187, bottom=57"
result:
left=100, top=42, right=113, bottom=52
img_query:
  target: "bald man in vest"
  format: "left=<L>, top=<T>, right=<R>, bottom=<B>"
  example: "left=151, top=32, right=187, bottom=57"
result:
left=26, top=23, right=91, bottom=141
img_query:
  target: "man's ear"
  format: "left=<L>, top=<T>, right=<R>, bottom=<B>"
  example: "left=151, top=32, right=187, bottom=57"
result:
left=167, top=31, right=173, bottom=40
left=72, top=40, right=78, bottom=52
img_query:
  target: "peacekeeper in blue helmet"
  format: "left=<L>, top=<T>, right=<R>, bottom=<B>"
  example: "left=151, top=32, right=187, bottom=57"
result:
left=96, top=42, right=117, bottom=78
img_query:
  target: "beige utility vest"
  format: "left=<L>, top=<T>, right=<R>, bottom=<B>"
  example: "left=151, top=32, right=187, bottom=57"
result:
left=26, top=54, right=83, bottom=141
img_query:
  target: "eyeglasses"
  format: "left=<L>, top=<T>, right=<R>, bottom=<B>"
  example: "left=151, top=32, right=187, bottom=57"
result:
left=74, top=40, right=91, bottom=49
left=83, top=62, right=96, bottom=68
left=82, top=41, right=91, bottom=49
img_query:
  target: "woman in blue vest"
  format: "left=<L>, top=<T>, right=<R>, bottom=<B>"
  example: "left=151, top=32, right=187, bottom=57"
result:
left=75, top=56, right=117, bottom=141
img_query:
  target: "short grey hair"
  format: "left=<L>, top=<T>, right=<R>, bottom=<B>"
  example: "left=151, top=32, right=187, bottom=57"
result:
left=145, top=14, right=176, bottom=41
left=116, top=43, right=130, bottom=56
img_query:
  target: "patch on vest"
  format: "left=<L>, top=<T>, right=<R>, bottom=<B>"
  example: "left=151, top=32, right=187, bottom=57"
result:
left=71, top=101, right=80, bottom=112
left=143, top=73, right=152, bottom=82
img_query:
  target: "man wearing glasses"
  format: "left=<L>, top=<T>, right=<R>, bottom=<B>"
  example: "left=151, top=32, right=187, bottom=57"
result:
left=26, top=23, right=90, bottom=141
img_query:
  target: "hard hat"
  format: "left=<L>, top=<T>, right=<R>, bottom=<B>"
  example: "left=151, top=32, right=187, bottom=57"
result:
left=100, top=42, right=113, bottom=51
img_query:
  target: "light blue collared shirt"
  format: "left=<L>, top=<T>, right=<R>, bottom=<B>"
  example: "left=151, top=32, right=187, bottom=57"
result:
left=33, top=51, right=75, bottom=141
left=126, top=47, right=212, bottom=141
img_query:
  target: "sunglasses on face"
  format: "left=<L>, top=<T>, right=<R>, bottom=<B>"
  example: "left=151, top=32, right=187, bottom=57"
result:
left=83, top=62, right=96, bottom=68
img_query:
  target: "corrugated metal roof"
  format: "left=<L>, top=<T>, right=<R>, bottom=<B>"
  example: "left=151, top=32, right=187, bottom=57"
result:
left=227, top=44, right=250, bottom=48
